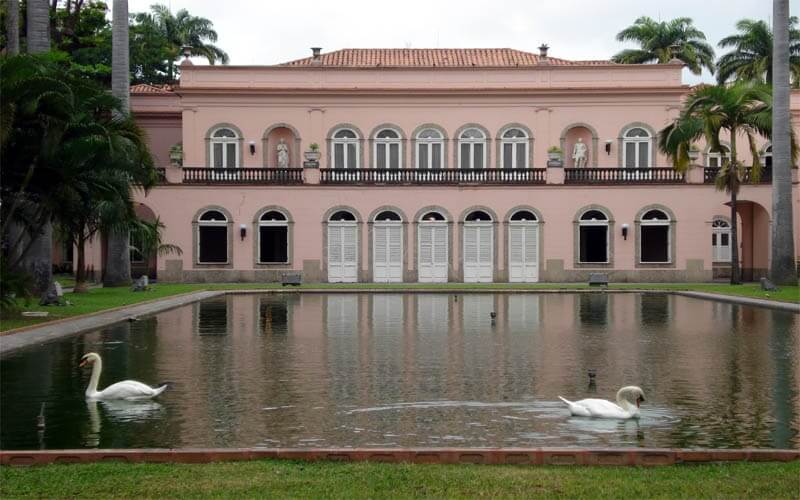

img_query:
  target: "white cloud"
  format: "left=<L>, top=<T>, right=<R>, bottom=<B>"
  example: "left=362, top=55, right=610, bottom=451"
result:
left=126, top=0, right=791, bottom=84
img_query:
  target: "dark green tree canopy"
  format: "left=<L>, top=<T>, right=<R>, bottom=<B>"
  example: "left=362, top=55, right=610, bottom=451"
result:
left=612, top=16, right=715, bottom=75
left=716, top=17, right=800, bottom=86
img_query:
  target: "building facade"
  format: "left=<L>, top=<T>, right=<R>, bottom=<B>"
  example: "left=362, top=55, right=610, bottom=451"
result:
left=105, top=48, right=798, bottom=283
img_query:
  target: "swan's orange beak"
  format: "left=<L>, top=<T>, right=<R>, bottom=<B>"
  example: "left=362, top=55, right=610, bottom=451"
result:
left=79, top=359, right=88, bottom=368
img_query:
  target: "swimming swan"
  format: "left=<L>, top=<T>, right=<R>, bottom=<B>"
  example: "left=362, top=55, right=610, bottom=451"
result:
left=558, top=386, right=645, bottom=419
left=79, top=352, right=167, bottom=400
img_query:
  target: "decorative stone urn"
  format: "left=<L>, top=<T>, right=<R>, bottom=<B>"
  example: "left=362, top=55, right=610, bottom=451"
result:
left=304, top=150, right=321, bottom=162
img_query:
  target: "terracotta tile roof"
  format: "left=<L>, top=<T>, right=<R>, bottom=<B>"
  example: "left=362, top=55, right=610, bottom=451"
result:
left=282, top=48, right=612, bottom=68
left=130, top=83, right=175, bottom=94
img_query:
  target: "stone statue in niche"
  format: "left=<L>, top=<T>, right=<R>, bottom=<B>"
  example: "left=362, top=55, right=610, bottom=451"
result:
left=572, top=138, right=588, bottom=168
left=276, top=138, right=290, bottom=168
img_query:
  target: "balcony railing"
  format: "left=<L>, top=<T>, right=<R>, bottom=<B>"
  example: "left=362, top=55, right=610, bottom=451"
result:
left=703, top=166, right=772, bottom=184
left=320, top=168, right=547, bottom=185
left=564, top=167, right=685, bottom=184
left=182, top=168, right=303, bottom=184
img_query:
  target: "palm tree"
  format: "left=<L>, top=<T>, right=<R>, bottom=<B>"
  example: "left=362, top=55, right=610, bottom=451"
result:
left=716, top=17, right=800, bottom=85
left=659, top=83, right=774, bottom=284
left=104, top=0, right=132, bottom=287
left=134, top=4, right=229, bottom=82
left=612, top=16, right=715, bottom=75
left=771, top=0, right=798, bottom=285
left=5, top=0, right=20, bottom=55
left=25, top=0, right=49, bottom=53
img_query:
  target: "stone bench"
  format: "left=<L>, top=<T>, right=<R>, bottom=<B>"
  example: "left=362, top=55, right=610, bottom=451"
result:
left=588, top=273, right=609, bottom=287
left=281, top=273, right=302, bottom=286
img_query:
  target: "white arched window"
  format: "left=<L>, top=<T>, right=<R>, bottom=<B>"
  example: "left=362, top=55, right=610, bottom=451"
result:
left=578, top=210, right=609, bottom=264
left=459, top=128, right=486, bottom=169
left=210, top=128, right=239, bottom=169
left=640, top=209, right=670, bottom=264
left=332, top=129, right=359, bottom=169
left=327, top=210, right=358, bottom=282
left=501, top=128, right=528, bottom=169
left=706, top=145, right=731, bottom=168
left=623, top=127, right=652, bottom=169
left=372, top=210, right=403, bottom=282
left=416, top=129, right=443, bottom=169
left=258, top=210, right=289, bottom=264
left=374, top=129, right=401, bottom=169
left=762, top=145, right=772, bottom=168
left=197, top=210, right=229, bottom=264
left=463, top=210, right=493, bottom=282
left=711, top=218, right=731, bottom=262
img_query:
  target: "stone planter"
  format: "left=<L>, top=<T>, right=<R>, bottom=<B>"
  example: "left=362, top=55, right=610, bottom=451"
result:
left=547, top=152, right=563, bottom=162
left=304, top=150, right=321, bottom=162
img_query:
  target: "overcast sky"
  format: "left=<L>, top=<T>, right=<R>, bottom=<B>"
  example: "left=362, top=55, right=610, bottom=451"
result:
left=126, top=0, right=793, bottom=84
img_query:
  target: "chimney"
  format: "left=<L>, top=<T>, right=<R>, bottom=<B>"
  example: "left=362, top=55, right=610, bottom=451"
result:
left=311, top=47, right=322, bottom=65
left=538, top=44, right=549, bottom=58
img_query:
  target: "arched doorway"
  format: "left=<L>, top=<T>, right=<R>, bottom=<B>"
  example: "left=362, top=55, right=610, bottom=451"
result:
left=463, top=210, right=494, bottom=283
left=372, top=210, right=403, bottom=282
left=418, top=211, right=448, bottom=282
left=508, top=209, right=539, bottom=282
left=327, top=210, right=358, bottom=282
left=735, top=200, right=771, bottom=281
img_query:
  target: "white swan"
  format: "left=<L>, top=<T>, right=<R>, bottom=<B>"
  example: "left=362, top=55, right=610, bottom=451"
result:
left=558, top=386, right=645, bottom=419
left=79, top=352, right=167, bottom=400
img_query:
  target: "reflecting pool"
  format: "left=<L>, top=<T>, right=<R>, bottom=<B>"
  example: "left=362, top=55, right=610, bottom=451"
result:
left=1, top=293, right=797, bottom=450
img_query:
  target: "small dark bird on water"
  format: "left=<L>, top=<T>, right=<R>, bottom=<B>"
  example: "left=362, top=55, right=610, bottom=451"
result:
left=490, top=312, right=496, bottom=319
left=588, top=369, right=597, bottom=380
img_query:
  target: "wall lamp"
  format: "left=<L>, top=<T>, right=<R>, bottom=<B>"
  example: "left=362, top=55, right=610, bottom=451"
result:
left=249, top=141, right=256, bottom=155
left=240, top=224, right=247, bottom=241
left=621, top=223, right=629, bottom=240
left=605, top=140, right=612, bottom=155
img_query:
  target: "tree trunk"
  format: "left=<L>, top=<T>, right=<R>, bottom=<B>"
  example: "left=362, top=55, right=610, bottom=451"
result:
left=74, top=234, right=89, bottom=293
left=26, top=0, right=50, bottom=53
left=103, top=0, right=132, bottom=287
left=6, top=0, right=20, bottom=55
left=730, top=187, right=741, bottom=285
left=771, top=0, right=798, bottom=285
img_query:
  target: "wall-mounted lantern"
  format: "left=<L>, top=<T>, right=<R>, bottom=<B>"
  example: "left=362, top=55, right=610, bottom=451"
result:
left=249, top=141, right=256, bottom=155
left=605, top=140, right=612, bottom=155
left=240, top=224, right=247, bottom=241
left=621, top=223, right=629, bottom=240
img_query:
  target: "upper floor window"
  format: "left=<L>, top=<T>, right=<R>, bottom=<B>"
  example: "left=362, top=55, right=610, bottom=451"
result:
left=374, top=129, right=401, bottom=169
left=416, top=128, right=443, bottom=169
left=501, top=128, right=528, bottom=169
left=706, top=145, right=730, bottom=168
left=623, top=127, right=652, bottom=169
left=332, top=128, right=359, bottom=169
left=459, top=128, right=486, bottom=169
left=210, top=128, right=239, bottom=169
left=763, top=144, right=772, bottom=168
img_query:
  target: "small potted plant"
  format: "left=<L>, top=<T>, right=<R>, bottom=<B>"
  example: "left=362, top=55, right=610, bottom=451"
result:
left=169, top=143, right=183, bottom=167
left=304, top=143, right=321, bottom=162
left=547, top=146, right=563, bottom=161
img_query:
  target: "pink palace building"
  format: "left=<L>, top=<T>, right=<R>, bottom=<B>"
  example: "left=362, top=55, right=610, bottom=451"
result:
left=92, top=47, right=800, bottom=283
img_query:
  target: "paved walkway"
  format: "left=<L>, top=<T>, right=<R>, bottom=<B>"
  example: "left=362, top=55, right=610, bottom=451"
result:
left=0, top=290, right=224, bottom=356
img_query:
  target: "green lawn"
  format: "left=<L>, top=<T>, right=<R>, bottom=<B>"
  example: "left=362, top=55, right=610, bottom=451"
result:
left=1, top=460, right=798, bottom=499
left=1, top=282, right=796, bottom=333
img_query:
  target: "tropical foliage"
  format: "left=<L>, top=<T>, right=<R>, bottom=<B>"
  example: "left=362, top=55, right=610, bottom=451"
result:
left=659, top=83, right=795, bottom=284
left=1, top=54, right=156, bottom=293
left=716, top=17, right=800, bottom=86
left=612, top=16, right=715, bottom=75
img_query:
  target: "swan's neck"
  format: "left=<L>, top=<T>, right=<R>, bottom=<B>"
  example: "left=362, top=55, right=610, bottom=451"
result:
left=86, top=358, right=102, bottom=397
left=616, top=389, right=637, bottom=414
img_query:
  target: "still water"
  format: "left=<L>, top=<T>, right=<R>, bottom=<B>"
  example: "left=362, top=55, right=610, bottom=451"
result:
left=1, top=293, right=798, bottom=450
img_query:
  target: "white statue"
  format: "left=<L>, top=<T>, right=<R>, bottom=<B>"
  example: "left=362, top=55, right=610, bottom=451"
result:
left=572, top=138, right=588, bottom=168
left=276, top=139, right=290, bottom=168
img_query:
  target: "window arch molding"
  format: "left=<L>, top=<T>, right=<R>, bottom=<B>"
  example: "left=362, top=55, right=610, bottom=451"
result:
left=504, top=205, right=544, bottom=224
left=634, top=204, right=676, bottom=268
left=559, top=122, right=599, bottom=167
left=703, top=142, right=731, bottom=168
left=459, top=206, right=499, bottom=224
left=411, top=123, right=449, bottom=170
left=192, top=205, right=234, bottom=268
left=454, top=123, right=491, bottom=170
left=618, top=122, right=657, bottom=169
left=413, top=205, right=453, bottom=223
left=252, top=206, right=294, bottom=267
left=326, top=124, right=365, bottom=169
left=205, top=123, right=244, bottom=168
left=367, top=205, right=407, bottom=223
left=261, top=123, right=302, bottom=168
left=573, top=204, right=614, bottom=268
left=368, top=124, right=406, bottom=169
left=496, top=123, right=534, bottom=169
